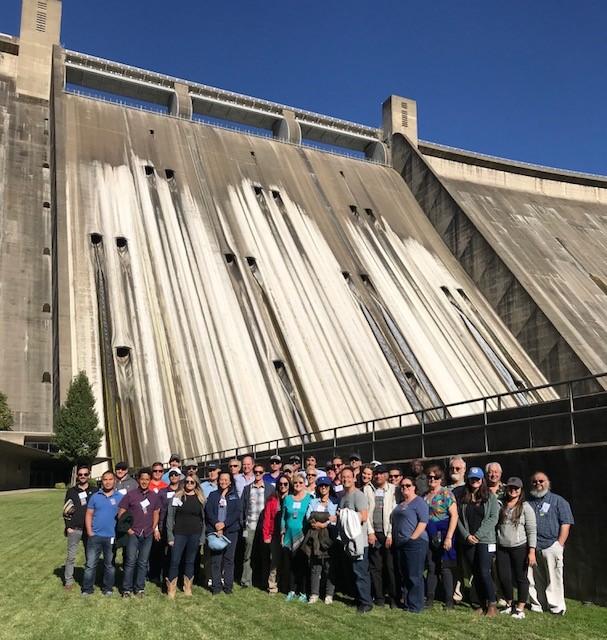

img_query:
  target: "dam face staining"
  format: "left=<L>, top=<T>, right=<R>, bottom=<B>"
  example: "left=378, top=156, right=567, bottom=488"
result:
left=1, top=0, right=606, bottom=465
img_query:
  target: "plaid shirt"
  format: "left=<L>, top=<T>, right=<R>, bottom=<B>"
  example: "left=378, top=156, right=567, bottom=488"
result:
left=245, top=484, right=266, bottom=529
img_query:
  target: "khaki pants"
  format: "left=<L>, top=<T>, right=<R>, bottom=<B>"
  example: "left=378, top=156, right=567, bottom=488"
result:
left=528, top=541, right=566, bottom=613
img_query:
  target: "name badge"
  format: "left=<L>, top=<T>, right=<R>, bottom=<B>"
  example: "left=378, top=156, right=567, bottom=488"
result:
left=375, top=489, right=385, bottom=497
left=110, top=537, right=115, bottom=545
left=334, top=484, right=343, bottom=492
left=219, top=498, right=227, bottom=507
left=316, top=504, right=326, bottom=512
left=153, top=488, right=159, bottom=494
left=110, top=498, right=116, bottom=506
left=172, top=497, right=183, bottom=507
left=293, top=502, right=301, bottom=510
left=167, top=491, right=175, bottom=499
left=488, top=543, right=496, bottom=553
left=78, top=491, right=88, bottom=505
left=140, top=498, right=150, bottom=511
left=540, top=502, right=551, bottom=514
left=118, top=488, right=127, bottom=495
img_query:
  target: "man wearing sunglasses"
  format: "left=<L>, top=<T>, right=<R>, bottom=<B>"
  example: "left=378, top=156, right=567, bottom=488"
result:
left=62, top=464, right=95, bottom=590
left=527, top=471, right=574, bottom=616
left=240, top=464, right=275, bottom=587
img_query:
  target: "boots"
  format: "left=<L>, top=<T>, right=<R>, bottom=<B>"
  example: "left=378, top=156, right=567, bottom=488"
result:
left=183, top=576, right=193, bottom=597
left=486, top=603, right=498, bottom=618
left=166, top=577, right=177, bottom=600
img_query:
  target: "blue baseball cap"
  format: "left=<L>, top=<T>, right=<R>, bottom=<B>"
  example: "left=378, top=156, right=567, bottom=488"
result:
left=467, top=467, right=484, bottom=480
left=316, top=476, right=332, bottom=487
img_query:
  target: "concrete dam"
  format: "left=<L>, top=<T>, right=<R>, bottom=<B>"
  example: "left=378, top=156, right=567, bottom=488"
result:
left=1, top=0, right=606, bottom=467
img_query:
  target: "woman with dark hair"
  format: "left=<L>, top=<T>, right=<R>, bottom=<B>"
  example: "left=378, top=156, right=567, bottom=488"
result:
left=457, top=467, right=499, bottom=616
left=424, top=464, right=458, bottom=609
left=263, top=473, right=291, bottom=594
left=281, top=474, right=312, bottom=602
left=359, top=464, right=374, bottom=501
left=165, top=474, right=206, bottom=598
left=496, top=477, right=537, bottom=619
left=391, top=476, right=429, bottom=613
left=205, top=471, right=242, bottom=595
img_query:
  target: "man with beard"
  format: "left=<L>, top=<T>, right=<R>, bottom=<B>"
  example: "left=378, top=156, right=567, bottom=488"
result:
left=447, top=456, right=467, bottom=603
left=447, top=456, right=467, bottom=500
left=527, top=472, right=574, bottom=615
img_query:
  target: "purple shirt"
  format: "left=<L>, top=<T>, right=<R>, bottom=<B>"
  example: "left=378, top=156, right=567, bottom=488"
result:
left=118, top=487, right=161, bottom=536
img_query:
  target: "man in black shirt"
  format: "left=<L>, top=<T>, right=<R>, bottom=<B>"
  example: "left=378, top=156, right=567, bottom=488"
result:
left=62, top=464, right=95, bottom=590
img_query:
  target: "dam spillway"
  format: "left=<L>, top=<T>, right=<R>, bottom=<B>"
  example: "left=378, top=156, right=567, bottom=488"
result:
left=2, top=0, right=607, bottom=466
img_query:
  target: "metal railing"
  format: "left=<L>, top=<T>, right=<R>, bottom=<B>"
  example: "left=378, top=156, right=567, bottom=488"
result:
left=63, top=87, right=388, bottom=166
left=190, top=372, right=607, bottom=467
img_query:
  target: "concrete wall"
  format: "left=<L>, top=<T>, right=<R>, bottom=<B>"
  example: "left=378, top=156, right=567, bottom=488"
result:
left=52, top=89, right=550, bottom=465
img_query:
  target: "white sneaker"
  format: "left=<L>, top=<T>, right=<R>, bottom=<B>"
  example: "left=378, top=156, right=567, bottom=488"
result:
left=496, top=598, right=508, bottom=609
left=324, top=595, right=333, bottom=605
left=511, top=610, right=526, bottom=620
left=530, top=604, right=543, bottom=613
left=308, top=595, right=319, bottom=604
left=500, top=607, right=513, bottom=615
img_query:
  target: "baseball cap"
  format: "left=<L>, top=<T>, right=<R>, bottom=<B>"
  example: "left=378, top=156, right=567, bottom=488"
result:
left=115, top=461, right=128, bottom=471
left=283, top=464, right=294, bottom=472
left=169, top=453, right=181, bottom=463
left=207, top=462, right=219, bottom=471
left=467, top=467, right=484, bottom=480
left=349, top=452, right=361, bottom=461
left=168, top=469, right=181, bottom=477
left=506, top=476, right=523, bottom=488
left=316, top=476, right=332, bottom=487
left=289, top=455, right=301, bottom=464
left=270, top=455, right=282, bottom=463
left=373, top=464, right=388, bottom=474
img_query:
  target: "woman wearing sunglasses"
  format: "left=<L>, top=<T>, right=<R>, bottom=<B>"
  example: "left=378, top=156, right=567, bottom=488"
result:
left=263, top=473, right=291, bottom=594
left=165, top=474, right=206, bottom=598
left=457, top=467, right=499, bottom=616
left=424, top=465, right=458, bottom=609
left=281, top=474, right=312, bottom=602
left=496, top=477, right=537, bottom=619
left=391, top=476, right=429, bottom=613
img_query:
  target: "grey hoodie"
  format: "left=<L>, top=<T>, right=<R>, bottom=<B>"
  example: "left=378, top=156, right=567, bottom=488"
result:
left=497, top=501, right=537, bottom=548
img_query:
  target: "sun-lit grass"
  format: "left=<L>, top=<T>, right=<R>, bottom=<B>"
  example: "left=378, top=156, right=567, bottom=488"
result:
left=0, top=490, right=605, bottom=640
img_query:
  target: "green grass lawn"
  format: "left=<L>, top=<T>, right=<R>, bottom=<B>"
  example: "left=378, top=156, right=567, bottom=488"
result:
left=0, top=490, right=605, bottom=640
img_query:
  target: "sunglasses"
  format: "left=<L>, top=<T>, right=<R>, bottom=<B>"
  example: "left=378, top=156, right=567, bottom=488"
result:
left=532, top=479, right=546, bottom=484
left=293, top=481, right=304, bottom=486
left=152, top=469, right=163, bottom=473
left=185, top=480, right=196, bottom=485
left=427, top=475, right=440, bottom=480
left=389, top=475, right=401, bottom=479
left=271, top=461, right=281, bottom=464
left=402, top=483, right=414, bottom=488
left=278, top=482, right=290, bottom=487
left=306, top=474, right=316, bottom=478
left=451, top=466, right=464, bottom=471
left=254, top=470, right=264, bottom=475
left=77, top=473, right=90, bottom=477
left=229, top=464, right=239, bottom=468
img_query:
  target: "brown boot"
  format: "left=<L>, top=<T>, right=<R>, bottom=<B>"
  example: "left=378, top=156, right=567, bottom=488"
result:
left=183, top=576, right=193, bottom=597
left=166, top=577, right=178, bottom=600
left=486, top=603, right=498, bottom=618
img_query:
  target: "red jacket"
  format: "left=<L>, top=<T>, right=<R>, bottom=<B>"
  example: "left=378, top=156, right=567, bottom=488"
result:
left=262, top=494, right=281, bottom=541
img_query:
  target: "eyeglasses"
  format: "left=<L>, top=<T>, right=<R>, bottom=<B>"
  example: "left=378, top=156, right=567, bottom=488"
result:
left=185, top=480, right=196, bottom=485
left=293, top=481, right=304, bottom=486
left=278, top=482, right=290, bottom=487
left=532, top=479, right=546, bottom=484
left=450, top=466, right=464, bottom=471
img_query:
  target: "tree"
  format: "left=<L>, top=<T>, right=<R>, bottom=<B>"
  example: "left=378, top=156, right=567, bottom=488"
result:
left=54, top=371, right=103, bottom=465
left=0, top=391, right=13, bottom=431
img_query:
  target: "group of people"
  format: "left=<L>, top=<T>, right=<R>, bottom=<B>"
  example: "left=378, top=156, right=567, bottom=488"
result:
left=62, top=451, right=574, bottom=617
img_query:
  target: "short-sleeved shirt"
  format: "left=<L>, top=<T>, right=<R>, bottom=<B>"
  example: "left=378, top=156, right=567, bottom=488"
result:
left=87, top=490, right=120, bottom=538
left=528, top=492, right=574, bottom=550
left=391, top=496, right=429, bottom=546
left=119, top=487, right=161, bottom=536
left=201, top=481, right=217, bottom=499
left=340, top=489, right=369, bottom=544
left=425, top=487, right=455, bottom=522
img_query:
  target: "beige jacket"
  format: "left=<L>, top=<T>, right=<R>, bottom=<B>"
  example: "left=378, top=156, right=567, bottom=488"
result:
left=364, top=483, right=396, bottom=538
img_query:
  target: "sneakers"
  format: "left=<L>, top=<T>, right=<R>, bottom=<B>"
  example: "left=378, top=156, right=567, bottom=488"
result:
left=80, top=591, right=92, bottom=597
left=500, top=606, right=514, bottom=615
left=122, top=592, right=132, bottom=599
left=530, top=604, right=543, bottom=613
left=511, top=610, right=526, bottom=620
left=324, top=595, right=333, bottom=605
left=308, top=595, right=319, bottom=604
left=357, top=604, right=373, bottom=614
left=286, top=591, right=297, bottom=602
left=298, top=593, right=308, bottom=603
left=135, top=591, right=145, bottom=599
left=496, top=598, right=508, bottom=609
left=102, top=591, right=113, bottom=597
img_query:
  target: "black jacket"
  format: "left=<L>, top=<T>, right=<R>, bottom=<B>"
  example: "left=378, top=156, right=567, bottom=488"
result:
left=240, top=481, right=275, bottom=527
left=205, top=489, right=242, bottom=535
left=63, top=485, right=96, bottom=531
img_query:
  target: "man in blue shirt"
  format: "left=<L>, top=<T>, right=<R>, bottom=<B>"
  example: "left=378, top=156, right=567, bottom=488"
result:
left=201, top=463, right=220, bottom=498
left=81, top=470, right=120, bottom=596
left=527, top=471, right=574, bottom=615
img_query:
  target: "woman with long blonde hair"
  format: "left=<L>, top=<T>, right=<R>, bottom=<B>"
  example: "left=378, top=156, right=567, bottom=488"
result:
left=165, top=475, right=206, bottom=598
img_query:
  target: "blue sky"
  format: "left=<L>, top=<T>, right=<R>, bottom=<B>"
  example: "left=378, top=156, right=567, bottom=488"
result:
left=4, top=1, right=606, bottom=174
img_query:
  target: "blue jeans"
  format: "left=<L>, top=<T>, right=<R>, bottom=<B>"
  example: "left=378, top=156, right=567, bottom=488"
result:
left=350, top=547, right=372, bottom=607
left=168, top=533, right=201, bottom=581
left=398, top=538, right=429, bottom=613
left=82, top=535, right=115, bottom=594
left=123, top=533, right=153, bottom=593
